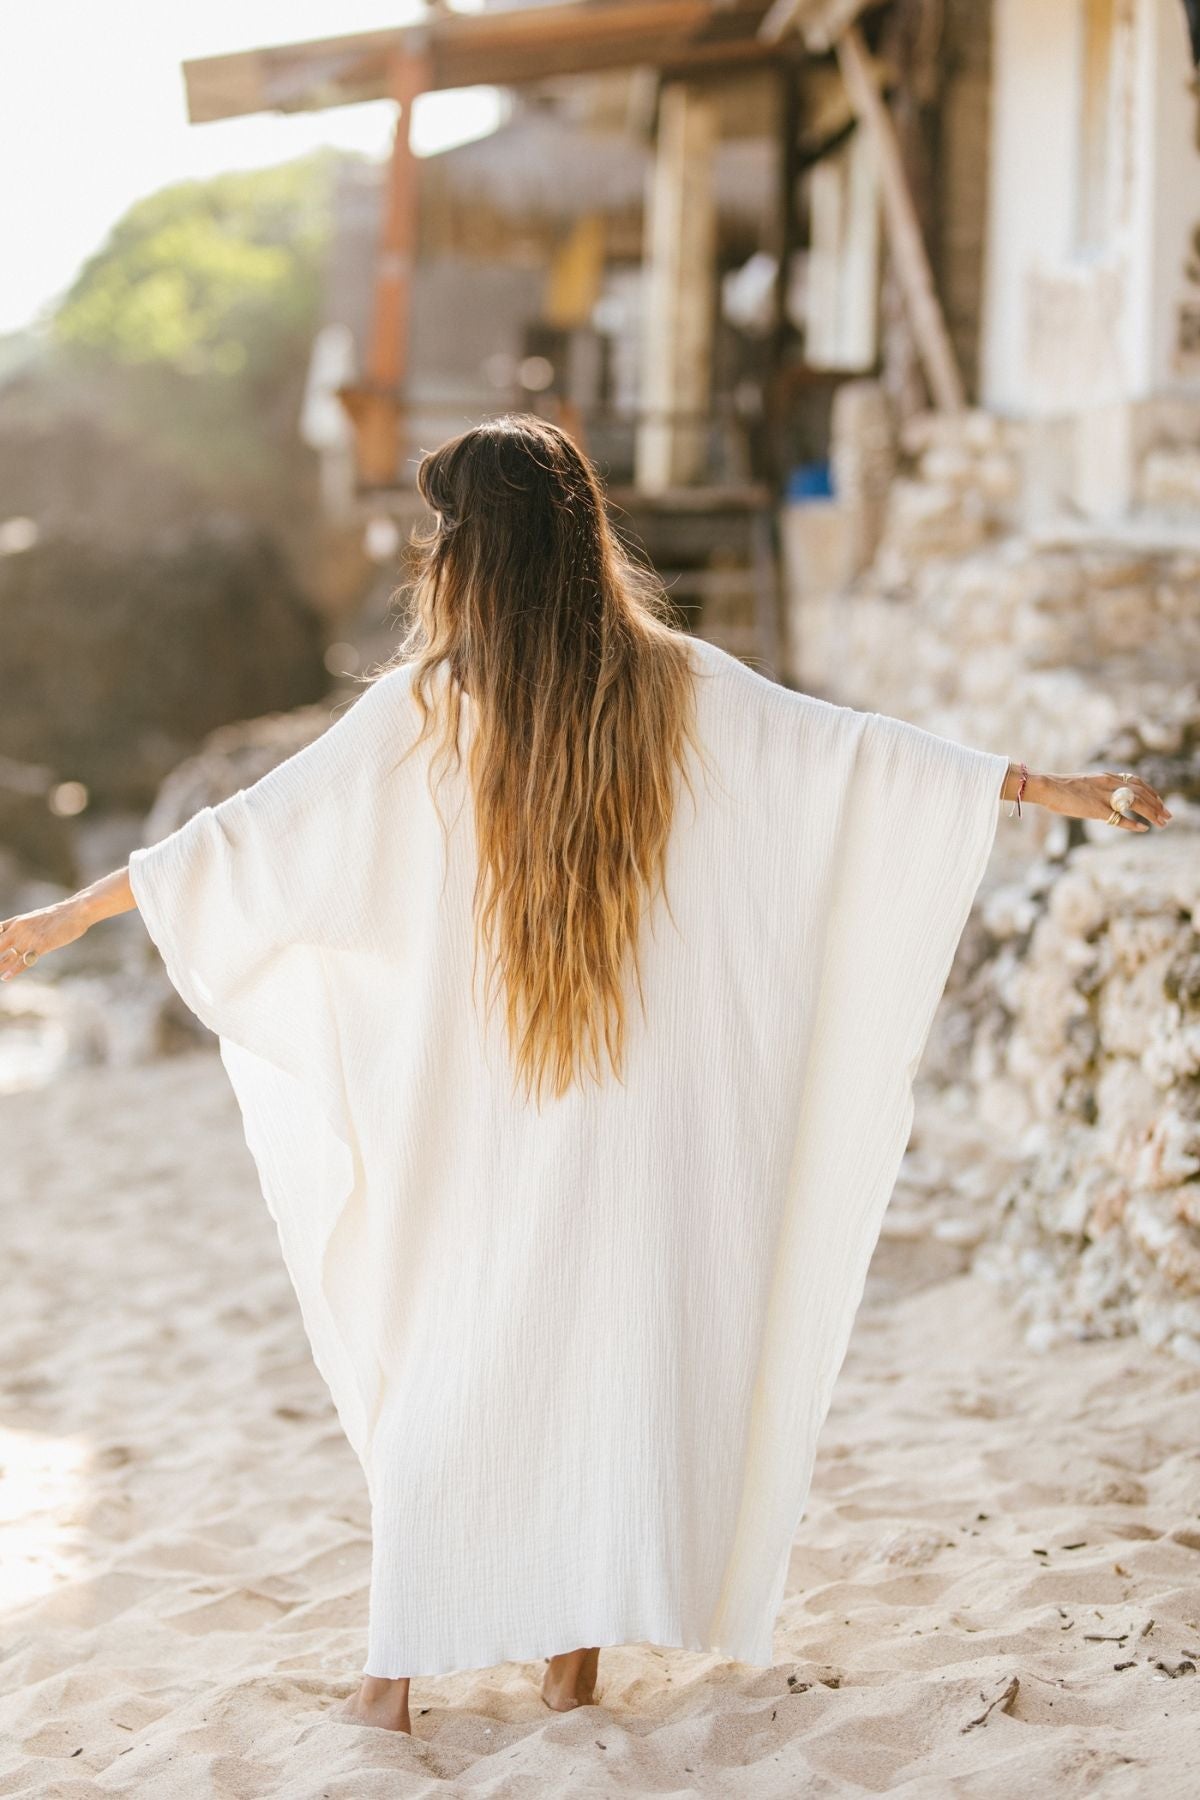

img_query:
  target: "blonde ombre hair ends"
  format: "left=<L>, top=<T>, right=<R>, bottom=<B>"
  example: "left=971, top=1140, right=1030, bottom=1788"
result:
left=381, top=414, right=701, bottom=1106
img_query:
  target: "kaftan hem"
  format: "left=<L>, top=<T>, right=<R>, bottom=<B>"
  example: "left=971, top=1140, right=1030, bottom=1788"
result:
left=362, top=1620, right=776, bottom=1682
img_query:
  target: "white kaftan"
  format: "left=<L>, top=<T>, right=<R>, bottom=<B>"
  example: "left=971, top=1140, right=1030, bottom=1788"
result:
left=127, top=634, right=1008, bottom=1678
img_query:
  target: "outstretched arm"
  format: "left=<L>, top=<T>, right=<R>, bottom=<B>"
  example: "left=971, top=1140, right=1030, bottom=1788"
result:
left=999, top=762, right=1172, bottom=834
left=0, top=864, right=135, bottom=980
left=1, top=665, right=416, bottom=985
left=0, top=758, right=1176, bottom=981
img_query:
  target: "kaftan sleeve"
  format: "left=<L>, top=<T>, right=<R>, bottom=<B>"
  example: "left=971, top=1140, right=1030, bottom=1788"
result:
left=127, top=665, right=417, bottom=1053
left=125, top=664, right=419, bottom=1469
left=844, top=706, right=1010, bottom=1085
left=709, top=697, right=1011, bottom=1656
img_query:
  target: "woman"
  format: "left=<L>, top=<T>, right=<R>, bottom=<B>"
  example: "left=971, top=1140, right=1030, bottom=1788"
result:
left=0, top=416, right=1171, bottom=1734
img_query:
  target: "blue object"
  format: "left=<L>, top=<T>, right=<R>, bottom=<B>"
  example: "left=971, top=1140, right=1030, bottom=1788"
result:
left=786, top=460, right=834, bottom=501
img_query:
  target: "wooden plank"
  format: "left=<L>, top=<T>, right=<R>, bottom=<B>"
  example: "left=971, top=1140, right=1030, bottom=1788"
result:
left=635, top=82, right=719, bottom=491
left=804, top=124, right=880, bottom=370
left=644, top=569, right=761, bottom=599
left=608, top=483, right=773, bottom=511
left=337, top=48, right=427, bottom=488
left=835, top=25, right=965, bottom=412
left=760, top=0, right=877, bottom=51
left=750, top=504, right=784, bottom=676
left=760, top=0, right=807, bottom=39
left=183, top=3, right=787, bottom=124
left=368, top=49, right=424, bottom=393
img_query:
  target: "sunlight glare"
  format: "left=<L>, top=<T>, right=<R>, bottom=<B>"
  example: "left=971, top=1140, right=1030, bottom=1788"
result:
left=0, top=1426, right=90, bottom=1612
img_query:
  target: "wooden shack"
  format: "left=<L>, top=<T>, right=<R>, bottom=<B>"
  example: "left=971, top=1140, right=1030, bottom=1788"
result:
left=181, top=0, right=990, bottom=670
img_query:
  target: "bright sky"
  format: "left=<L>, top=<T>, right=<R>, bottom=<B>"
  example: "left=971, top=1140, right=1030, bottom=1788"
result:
left=0, top=0, right=504, bottom=334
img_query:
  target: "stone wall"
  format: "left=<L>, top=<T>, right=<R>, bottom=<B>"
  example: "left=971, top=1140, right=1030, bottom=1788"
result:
left=972, top=820, right=1200, bottom=1359
left=801, top=403, right=1200, bottom=1358
left=795, top=405, right=1200, bottom=856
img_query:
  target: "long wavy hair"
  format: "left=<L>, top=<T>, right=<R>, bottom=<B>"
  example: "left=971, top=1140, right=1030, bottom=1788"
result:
left=378, top=413, right=702, bottom=1106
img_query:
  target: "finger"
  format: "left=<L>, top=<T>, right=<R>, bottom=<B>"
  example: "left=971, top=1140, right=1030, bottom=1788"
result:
left=1131, top=782, right=1171, bottom=824
left=1100, top=793, right=1148, bottom=831
left=1107, top=772, right=1170, bottom=823
left=1124, top=791, right=1163, bottom=826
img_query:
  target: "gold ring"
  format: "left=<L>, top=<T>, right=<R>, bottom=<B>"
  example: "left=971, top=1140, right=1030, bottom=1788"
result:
left=21, top=950, right=37, bottom=965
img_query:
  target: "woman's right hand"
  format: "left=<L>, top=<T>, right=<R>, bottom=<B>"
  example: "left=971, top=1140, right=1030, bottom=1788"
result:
left=1030, top=769, right=1172, bottom=832
left=0, top=895, right=93, bottom=979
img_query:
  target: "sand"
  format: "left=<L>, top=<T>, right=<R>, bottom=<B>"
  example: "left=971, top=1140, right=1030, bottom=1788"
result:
left=2, top=1045, right=1199, bottom=1798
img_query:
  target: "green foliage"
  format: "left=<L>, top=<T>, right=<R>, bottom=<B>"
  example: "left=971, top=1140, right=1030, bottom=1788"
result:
left=44, top=151, right=359, bottom=512
left=54, top=154, right=338, bottom=382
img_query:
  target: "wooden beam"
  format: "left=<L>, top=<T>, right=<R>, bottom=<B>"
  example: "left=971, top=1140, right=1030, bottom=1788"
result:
left=635, top=82, right=719, bottom=491
left=760, top=0, right=806, bottom=41
left=804, top=124, right=881, bottom=370
left=834, top=24, right=964, bottom=412
left=771, top=59, right=802, bottom=395
left=369, top=49, right=424, bottom=394
left=183, top=4, right=790, bottom=124
left=337, top=47, right=428, bottom=488
left=760, top=0, right=875, bottom=51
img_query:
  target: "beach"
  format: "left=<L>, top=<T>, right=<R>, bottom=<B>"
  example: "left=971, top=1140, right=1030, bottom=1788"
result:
left=2, top=1044, right=1199, bottom=1798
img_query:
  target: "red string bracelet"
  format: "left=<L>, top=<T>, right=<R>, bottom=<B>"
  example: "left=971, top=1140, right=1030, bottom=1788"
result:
left=1008, top=760, right=1028, bottom=819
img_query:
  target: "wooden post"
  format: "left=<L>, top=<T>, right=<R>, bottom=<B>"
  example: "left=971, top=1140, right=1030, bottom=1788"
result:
left=769, top=60, right=802, bottom=476
left=635, top=80, right=718, bottom=491
left=835, top=25, right=965, bottom=413
left=338, top=47, right=427, bottom=487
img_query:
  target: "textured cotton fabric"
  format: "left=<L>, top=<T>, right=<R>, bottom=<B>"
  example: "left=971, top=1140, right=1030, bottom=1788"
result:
left=127, top=634, right=1009, bottom=1678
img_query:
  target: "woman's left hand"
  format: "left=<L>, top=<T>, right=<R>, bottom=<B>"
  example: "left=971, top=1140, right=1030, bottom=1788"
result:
left=0, top=898, right=92, bottom=979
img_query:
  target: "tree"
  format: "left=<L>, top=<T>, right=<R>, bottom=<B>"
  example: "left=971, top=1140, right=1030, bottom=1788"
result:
left=50, top=152, right=348, bottom=504
left=55, top=154, right=335, bottom=378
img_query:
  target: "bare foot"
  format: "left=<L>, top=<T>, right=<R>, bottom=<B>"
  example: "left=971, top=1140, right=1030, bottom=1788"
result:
left=339, top=1674, right=412, bottom=1733
left=542, top=1646, right=600, bottom=1711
